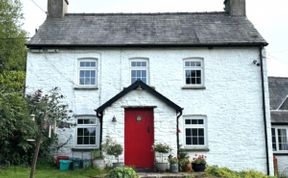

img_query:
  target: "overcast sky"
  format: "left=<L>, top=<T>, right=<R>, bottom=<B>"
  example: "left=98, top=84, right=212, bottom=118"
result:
left=21, top=0, right=288, bottom=77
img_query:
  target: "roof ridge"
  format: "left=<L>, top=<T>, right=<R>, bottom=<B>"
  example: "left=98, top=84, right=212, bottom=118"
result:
left=65, top=11, right=227, bottom=16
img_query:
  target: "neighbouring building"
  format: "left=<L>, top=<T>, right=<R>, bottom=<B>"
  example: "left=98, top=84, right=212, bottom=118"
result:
left=25, top=0, right=274, bottom=174
left=269, top=77, right=288, bottom=175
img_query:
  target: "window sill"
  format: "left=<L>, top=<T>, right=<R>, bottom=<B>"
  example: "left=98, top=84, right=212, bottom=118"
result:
left=180, top=148, right=210, bottom=152
left=74, top=86, right=98, bottom=90
left=182, top=86, right=206, bottom=90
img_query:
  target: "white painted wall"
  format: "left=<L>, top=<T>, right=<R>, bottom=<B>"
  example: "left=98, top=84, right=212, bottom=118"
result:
left=25, top=47, right=273, bottom=174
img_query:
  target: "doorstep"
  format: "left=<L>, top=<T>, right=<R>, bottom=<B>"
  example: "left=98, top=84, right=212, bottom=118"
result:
left=138, top=172, right=205, bottom=178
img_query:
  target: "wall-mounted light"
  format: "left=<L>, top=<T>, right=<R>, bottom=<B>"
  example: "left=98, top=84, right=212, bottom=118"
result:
left=112, top=116, right=117, bottom=122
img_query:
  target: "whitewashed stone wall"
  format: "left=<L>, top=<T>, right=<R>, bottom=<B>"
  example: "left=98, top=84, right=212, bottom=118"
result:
left=25, top=47, right=273, bottom=174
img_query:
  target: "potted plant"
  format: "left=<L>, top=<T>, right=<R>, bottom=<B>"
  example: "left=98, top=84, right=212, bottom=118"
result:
left=169, top=156, right=178, bottom=173
left=153, top=143, right=171, bottom=172
left=178, top=150, right=191, bottom=172
left=91, top=149, right=105, bottom=169
left=191, top=154, right=206, bottom=172
left=102, top=137, right=123, bottom=167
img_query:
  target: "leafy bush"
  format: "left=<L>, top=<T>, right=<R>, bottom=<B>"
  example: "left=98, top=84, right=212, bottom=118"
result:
left=205, top=166, right=276, bottom=178
left=0, top=91, right=34, bottom=165
left=106, top=167, right=139, bottom=178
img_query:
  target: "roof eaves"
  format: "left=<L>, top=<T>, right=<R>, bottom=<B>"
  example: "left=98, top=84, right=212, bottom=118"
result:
left=95, top=80, right=183, bottom=115
left=26, top=42, right=268, bottom=49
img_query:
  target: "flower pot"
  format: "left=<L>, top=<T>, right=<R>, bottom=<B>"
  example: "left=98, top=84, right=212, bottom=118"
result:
left=113, top=162, right=124, bottom=168
left=192, top=163, right=206, bottom=172
left=170, top=163, right=179, bottom=173
left=156, top=162, right=168, bottom=172
left=92, top=159, right=105, bottom=169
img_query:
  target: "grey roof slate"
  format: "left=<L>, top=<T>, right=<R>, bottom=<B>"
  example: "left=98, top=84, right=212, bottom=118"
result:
left=271, top=111, right=288, bottom=124
left=268, top=77, right=288, bottom=110
left=279, top=98, right=288, bottom=110
left=27, top=12, right=267, bottom=47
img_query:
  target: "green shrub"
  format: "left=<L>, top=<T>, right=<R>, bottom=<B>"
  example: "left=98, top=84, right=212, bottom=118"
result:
left=205, top=166, right=276, bottom=178
left=106, top=167, right=139, bottom=178
left=205, top=166, right=240, bottom=178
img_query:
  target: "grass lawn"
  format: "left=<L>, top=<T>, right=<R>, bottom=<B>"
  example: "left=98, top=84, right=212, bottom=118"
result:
left=0, top=165, right=107, bottom=178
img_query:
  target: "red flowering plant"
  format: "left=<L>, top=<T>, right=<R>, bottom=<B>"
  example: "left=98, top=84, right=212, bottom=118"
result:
left=191, top=154, right=207, bottom=165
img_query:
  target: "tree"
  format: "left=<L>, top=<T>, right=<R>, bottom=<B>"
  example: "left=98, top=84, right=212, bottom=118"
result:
left=0, top=71, right=33, bottom=165
left=26, top=88, right=70, bottom=178
left=0, top=0, right=27, bottom=71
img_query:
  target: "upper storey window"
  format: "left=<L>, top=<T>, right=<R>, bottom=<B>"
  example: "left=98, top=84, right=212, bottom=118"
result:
left=184, top=58, right=204, bottom=87
left=78, top=59, right=97, bottom=86
left=130, top=59, right=149, bottom=84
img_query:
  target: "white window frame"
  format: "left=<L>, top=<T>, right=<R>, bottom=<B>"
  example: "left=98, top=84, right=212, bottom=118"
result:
left=130, top=58, right=149, bottom=84
left=75, top=116, right=100, bottom=148
left=77, top=58, right=98, bottom=87
left=183, top=115, right=208, bottom=149
left=183, top=58, right=204, bottom=87
left=272, top=126, right=288, bottom=153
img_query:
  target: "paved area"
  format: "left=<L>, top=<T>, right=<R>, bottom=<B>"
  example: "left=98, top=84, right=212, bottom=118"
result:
left=138, top=172, right=204, bottom=178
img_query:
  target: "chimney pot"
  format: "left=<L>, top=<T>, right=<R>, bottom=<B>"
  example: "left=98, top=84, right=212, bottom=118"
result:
left=224, top=0, right=246, bottom=16
left=47, top=0, right=69, bottom=18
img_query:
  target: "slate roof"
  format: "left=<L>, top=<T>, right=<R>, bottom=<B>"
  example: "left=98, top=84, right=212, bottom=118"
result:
left=27, top=12, right=267, bottom=48
left=268, top=77, right=288, bottom=110
left=271, top=111, right=288, bottom=124
left=268, top=77, right=288, bottom=124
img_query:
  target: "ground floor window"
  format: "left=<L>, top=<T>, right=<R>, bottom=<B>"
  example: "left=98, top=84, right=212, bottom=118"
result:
left=76, top=116, right=100, bottom=148
left=184, top=115, right=207, bottom=148
left=272, top=127, right=288, bottom=152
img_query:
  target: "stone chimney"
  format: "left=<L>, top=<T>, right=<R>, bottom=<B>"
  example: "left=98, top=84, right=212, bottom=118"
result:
left=47, top=0, right=69, bottom=18
left=224, top=0, right=246, bottom=16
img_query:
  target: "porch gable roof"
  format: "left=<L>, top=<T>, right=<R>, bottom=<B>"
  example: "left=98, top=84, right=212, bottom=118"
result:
left=95, top=80, right=183, bottom=115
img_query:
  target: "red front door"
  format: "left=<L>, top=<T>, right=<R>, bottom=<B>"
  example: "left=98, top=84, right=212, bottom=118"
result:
left=125, top=108, right=154, bottom=169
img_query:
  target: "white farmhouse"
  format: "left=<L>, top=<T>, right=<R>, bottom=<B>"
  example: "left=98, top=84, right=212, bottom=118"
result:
left=25, top=0, right=274, bottom=174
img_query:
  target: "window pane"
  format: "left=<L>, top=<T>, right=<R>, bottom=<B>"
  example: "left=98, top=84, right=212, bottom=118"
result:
left=192, top=137, right=198, bottom=145
left=80, top=71, right=85, bottom=77
left=272, top=128, right=276, bottom=151
left=137, top=70, right=141, bottom=77
left=79, top=78, right=84, bottom=85
left=88, top=128, right=96, bottom=136
left=78, top=119, right=83, bottom=124
left=185, top=119, right=191, bottom=125
left=186, top=137, right=192, bottom=145
left=142, top=70, right=147, bottom=77
left=192, top=120, right=197, bottom=124
left=186, top=129, right=191, bottom=136
left=91, top=71, right=95, bottom=77
left=78, top=128, right=83, bottom=135
left=85, top=78, right=91, bottom=85
left=199, top=137, right=204, bottom=145
left=84, top=137, right=89, bottom=144
left=90, top=62, right=96, bottom=67
left=85, top=71, right=90, bottom=77
left=80, top=62, right=85, bottom=67
left=198, top=129, right=204, bottom=136
left=90, top=137, right=96, bottom=144
left=77, top=137, right=83, bottom=144
left=91, top=78, right=95, bottom=85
